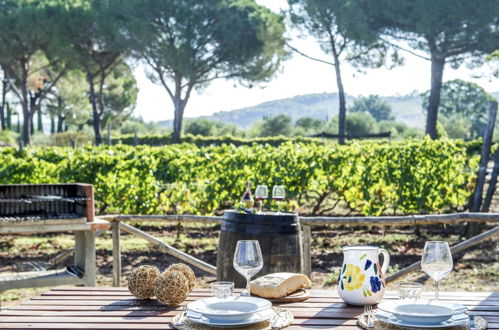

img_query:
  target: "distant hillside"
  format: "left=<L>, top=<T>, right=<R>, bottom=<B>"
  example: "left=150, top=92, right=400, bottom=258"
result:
left=159, top=91, right=499, bottom=129
left=202, top=93, right=342, bottom=128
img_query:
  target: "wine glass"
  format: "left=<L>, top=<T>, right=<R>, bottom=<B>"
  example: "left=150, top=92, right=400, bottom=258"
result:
left=421, top=241, right=453, bottom=300
left=233, top=240, right=263, bottom=297
left=255, top=185, right=268, bottom=214
left=272, top=185, right=285, bottom=214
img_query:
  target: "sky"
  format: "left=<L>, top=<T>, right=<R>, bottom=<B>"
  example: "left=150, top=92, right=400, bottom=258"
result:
left=133, top=0, right=498, bottom=123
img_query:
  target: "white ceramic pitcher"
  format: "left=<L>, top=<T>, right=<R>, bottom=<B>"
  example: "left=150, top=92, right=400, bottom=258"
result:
left=337, top=245, right=390, bottom=306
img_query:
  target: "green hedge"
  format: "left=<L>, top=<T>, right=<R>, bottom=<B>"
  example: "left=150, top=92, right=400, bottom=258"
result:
left=111, top=133, right=325, bottom=147
left=0, top=138, right=479, bottom=216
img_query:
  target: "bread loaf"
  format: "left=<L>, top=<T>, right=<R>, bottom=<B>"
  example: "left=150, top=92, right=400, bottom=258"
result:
left=250, top=273, right=312, bottom=298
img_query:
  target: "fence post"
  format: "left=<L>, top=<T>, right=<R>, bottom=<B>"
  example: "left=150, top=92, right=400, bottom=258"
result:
left=301, top=225, right=311, bottom=277
left=482, top=149, right=499, bottom=213
left=467, top=101, right=498, bottom=237
left=112, top=221, right=121, bottom=287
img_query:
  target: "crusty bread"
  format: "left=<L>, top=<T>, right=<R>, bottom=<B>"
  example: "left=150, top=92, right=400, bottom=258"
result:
left=250, top=273, right=312, bottom=298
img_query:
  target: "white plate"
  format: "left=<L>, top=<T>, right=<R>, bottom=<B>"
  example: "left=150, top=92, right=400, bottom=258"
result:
left=382, top=303, right=455, bottom=324
left=187, top=296, right=271, bottom=322
left=187, top=308, right=274, bottom=328
left=376, top=310, right=469, bottom=328
left=378, top=300, right=466, bottom=324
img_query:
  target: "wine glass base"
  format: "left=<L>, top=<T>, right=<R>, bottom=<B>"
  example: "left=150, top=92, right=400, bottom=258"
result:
left=240, top=290, right=250, bottom=297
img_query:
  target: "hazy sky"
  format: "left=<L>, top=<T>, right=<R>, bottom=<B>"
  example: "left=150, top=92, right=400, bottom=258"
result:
left=133, top=0, right=498, bottom=123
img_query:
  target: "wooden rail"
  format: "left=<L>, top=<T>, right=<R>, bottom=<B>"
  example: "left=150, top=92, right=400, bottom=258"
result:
left=106, top=212, right=499, bottom=287
left=118, top=222, right=216, bottom=275
left=101, top=212, right=499, bottom=226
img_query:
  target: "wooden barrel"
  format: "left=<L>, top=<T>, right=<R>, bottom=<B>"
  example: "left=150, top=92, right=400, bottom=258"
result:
left=216, top=210, right=304, bottom=287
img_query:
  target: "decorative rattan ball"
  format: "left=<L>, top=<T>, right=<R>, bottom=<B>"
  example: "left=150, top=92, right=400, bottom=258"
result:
left=166, top=263, right=196, bottom=292
left=128, top=265, right=160, bottom=299
left=155, top=270, right=189, bottom=306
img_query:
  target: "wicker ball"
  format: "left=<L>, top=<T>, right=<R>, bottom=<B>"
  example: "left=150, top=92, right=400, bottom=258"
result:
left=166, top=263, right=196, bottom=292
left=155, top=270, right=189, bottom=306
left=128, top=265, right=160, bottom=299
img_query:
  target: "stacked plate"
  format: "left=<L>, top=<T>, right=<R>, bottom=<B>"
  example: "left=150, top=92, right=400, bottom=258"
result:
left=186, top=296, right=273, bottom=327
left=376, top=300, right=468, bottom=328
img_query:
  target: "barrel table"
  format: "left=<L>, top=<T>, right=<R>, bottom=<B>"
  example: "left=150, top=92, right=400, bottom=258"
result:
left=216, top=210, right=304, bottom=286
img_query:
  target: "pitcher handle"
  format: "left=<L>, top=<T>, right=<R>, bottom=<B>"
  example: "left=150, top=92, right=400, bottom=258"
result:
left=379, top=248, right=390, bottom=275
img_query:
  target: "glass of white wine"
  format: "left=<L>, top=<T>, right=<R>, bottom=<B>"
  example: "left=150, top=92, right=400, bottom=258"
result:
left=421, top=241, right=453, bottom=300
left=233, top=240, right=263, bottom=297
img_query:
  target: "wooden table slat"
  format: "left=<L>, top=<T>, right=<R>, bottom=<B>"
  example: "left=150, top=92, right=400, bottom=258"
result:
left=24, top=297, right=499, bottom=308
left=49, top=287, right=499, bottom=298
left=31, top=292, right=499, bottom=301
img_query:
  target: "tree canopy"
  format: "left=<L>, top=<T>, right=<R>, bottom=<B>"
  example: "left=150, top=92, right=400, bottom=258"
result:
left=0, top=0, right=67, bottom=145
left=349, top=95, right=393, bottom=122
left=57, top=0, right=130, bottom=145
left=259, top=114, right=292, bottom=137
left=118, top=0, right=287, bottom=142
left=45, top=70, right=91, bottom=133
left=287, top=0, right=399, bottom=144
left=101, top=62, right=138, bottom=130
left=365, top=0, right=499, bottom=139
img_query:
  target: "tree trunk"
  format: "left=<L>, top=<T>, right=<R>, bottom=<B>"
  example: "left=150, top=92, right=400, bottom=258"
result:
left=6, top=102, right=12, bottom=129
left=17, top=60, right=31, bottom=145
left=96, top=72, right=107, bottom=145
left=331, top=43, right=346, bottom=145
left=87, top=73, right=102, bottom=146
left=172, top=76, right=186, bottom=143
left=30, top=115, right=34, bottom=136
left=0, top=77, right=7, bottom=130
left=50, top=114, right=55, bottom=134
left=37, top=105, right=43, bottom=133
left=172, top=99, right=185, bottom=143
left=335, top=63, right=346, bottom=145
left=21, top=105, right=32, bottom=146
left=57, top=114, right=65, bottom=133
left=465, top=101, right=498, bottom=237
left=425, top=55, right=445, bottom=139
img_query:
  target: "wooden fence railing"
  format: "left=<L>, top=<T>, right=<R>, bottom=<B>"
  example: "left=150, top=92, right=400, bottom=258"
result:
left=101, top=212, right=499, bottom=287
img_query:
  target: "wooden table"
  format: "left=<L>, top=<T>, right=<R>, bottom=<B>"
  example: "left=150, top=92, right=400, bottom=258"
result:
left=0, top=287, right=497, bottom=329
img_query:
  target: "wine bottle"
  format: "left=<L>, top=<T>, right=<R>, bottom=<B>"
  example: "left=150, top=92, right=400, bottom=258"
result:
left=241, top=181, right=254, bottom=209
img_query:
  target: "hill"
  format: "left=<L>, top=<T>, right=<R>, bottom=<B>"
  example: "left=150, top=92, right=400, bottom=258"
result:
left=159, top=91, right=499, bottom=129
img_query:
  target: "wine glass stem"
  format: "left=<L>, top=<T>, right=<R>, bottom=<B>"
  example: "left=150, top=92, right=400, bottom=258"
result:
left=246, top=277, right=251, bottom=296
left=435, top=280, right=439, bottom=300
left=276, top=201, right=280, bottom=214
left=258, top=201, right=262, bottom=214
